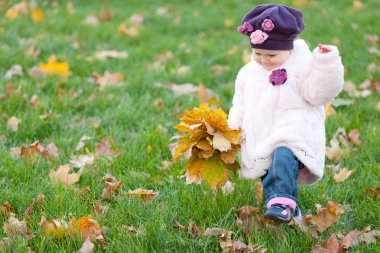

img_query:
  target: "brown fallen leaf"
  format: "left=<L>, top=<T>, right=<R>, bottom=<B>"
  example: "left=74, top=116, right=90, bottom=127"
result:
left=7, top=116, right=20, bottom=132
left=172, top=220, right=201, bottom=238
left=254, top=181, right=264, bottom=205
left=11, top=141, right=60, bottom=160
left=364, top=187, right=380, bottom=199
left=219, top=231, right=264, bottom=253
left=365, top=34, right=380, bottom=44
left=325, top=102, right=336, bottom=117
left=334, top=168, right=355, bottom=183
left=79, top=238, right=95, bottom=253
left=352, top=0, right=364, bottom=9
left=340, top=226, right=380, bottom=250
left=95, top=137, right=121, bottom=159
left=49, top=164, right=82, bottom=185
left=129, top=14, right=144, bottom=25
left=83, top=15, right=99, bottom=26
left=0, top=202, right=13, bottom=216
left=3, top=213, right=33, bottom=240
left=348, top=129, right=362, bottom=146
left=101, top=174, right=121, bottom=200
left=89, top=71, right=123, bottom=90
left=306, top=201, right=345, bottom=233
left=125, top=188, right=159, bottom=202
left=5, top=64, right=23, bottom=79
left=95, top=50, right=128, bottom=60
left=325, top=138, right=341, bottom=163
left=37, top=193, right=44, bottom=205
left=203, top=227, right=227, bottom=237
left=236, top=206, right=261, bottom=235
left=70, top=154, right=95, bottom=169
left=311, top=233, right=340, bottom=253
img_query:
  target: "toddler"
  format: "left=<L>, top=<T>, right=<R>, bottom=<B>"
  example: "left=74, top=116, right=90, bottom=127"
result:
left=228, top=4, right=344, bottom=222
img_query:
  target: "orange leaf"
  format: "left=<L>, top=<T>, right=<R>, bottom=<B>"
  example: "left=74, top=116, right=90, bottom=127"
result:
left=69, top=216, right=104, bottom=243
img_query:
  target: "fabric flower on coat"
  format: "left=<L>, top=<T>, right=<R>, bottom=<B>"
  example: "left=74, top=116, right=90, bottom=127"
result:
left=261, top=18, right=275, bottom=31
left=237, top=22, right=253, bottom=35
left=250, top=30, right=269, bottom=44
left=269, top=69, right=287, bottom=85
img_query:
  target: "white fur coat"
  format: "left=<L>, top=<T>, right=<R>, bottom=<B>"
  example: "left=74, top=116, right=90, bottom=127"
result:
left=227, top=39, right=344, bottom=184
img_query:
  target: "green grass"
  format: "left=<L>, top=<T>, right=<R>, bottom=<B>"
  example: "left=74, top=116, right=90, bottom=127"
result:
left=0, top=0, right=379, bottom=252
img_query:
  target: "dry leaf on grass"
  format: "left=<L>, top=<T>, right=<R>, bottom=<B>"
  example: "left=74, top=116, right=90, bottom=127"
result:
left=172, top=220, right=201, bottom=238
left=348, top=129, right=362, bottom=146
left=39, top=216, right=68, bottom=239
left=220, top=231, right=266, bottom=253
left=83, top=15, right=99, bottom=26
left=254, top=181, right=264, bottom=205
left=95, top=50, right=128, bottom=60
left=236, top=206, right=261, bottom=235
left=364, top=187, right=380, bottom=199
left=30, top=8, right=44, bottom=22
left=69, top=216, right=105, bottom=248
left=0, top=202, right=13, bottom=216
left=5, top=65, right=23, bottom=79
left=79, top=238, right=95, bottom=253
left=95, top=137, right=121, bottom=159
left=334, top=168, right=355, bottom=183
left=89, top=71, right=123, bottom=90
left=11, top=141, right=60, bottom=160
left=126, top=188, right=159, bottom=202
left=7, top=116, right=20, bottom=132
left=203, top=228, right=227, bottom=237
left=49, top=164, right=82, bottom=185
left=305, top=201, right=345, bottom=233
left=70, top=154, right=95, bottom=169
left=312, top=234, right=340, bottom=253
left=101, top=174, right=121, bottom=200
left=3, top=213, right=33, bottom=240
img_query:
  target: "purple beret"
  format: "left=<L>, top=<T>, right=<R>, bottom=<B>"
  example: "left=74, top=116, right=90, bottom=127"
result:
left=237, top=4, right=304, bottom=50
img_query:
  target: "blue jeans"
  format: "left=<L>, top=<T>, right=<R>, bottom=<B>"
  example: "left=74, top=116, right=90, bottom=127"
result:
left=261, top=147, right=303, bottom=207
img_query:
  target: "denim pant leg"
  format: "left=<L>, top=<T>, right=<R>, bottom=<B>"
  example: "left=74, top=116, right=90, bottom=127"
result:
left=261, top=147, right=299, bottom=206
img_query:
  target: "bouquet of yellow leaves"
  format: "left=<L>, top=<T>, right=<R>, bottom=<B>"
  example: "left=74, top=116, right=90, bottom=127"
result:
left=173, top=104, right=241, bottom=188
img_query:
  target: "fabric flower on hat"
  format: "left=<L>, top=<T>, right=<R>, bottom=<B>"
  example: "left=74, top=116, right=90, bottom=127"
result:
left=237, top=22, right=253, bottom=35
left=250, top=30, right=269, bottom=44
left=261, top=18, right=275, bottom=31
left=269, top=68, right=287, bottom=85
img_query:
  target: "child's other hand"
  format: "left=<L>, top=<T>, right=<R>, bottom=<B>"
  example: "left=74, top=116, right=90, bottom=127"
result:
left=318, top=44, right=332, bottom=54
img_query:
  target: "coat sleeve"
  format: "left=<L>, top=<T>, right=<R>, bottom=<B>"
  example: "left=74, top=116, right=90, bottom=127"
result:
left=300, top=46, right=344, bottom=106
left=227, top=68, right=246, bottom=130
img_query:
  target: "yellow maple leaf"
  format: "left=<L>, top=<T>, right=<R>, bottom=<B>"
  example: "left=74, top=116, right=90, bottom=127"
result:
left=38, top=55, right=70, bottom=78
left=39, top=216, right=67, bottom=239
left=185, top=153, right=229, bottom=189
left=30, top=8, right=44, bottom=22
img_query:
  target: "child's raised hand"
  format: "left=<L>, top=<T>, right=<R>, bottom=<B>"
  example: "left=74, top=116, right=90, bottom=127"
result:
left=318, top=44, right=332, bottom=54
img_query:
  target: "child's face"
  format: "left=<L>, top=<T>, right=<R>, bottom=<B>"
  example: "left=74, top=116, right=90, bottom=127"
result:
left=252, top=48, right=291, bottom=71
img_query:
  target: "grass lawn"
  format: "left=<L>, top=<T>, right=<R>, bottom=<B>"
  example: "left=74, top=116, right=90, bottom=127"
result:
left=0, top=0, right=379, bottom=252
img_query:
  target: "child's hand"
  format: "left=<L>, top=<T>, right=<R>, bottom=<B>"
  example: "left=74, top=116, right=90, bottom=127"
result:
left=318, top=44, right=332, bottom=54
